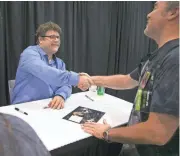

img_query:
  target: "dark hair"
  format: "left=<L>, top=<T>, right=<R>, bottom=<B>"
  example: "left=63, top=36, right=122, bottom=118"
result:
left=36, top=21, right=62, bottom=43
left=166, top=1, right=179, bottom=11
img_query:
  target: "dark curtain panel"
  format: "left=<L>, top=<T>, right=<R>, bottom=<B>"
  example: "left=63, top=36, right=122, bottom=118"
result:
left=0, top=1, right=156, bottom=106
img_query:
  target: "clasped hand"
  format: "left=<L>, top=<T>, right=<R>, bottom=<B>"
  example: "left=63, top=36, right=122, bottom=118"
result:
left=78, top=73, right=93, bottom=91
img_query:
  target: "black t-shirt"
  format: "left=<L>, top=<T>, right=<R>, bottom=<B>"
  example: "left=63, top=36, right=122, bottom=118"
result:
left=129, top=39, right=179, bottom=156
left=130, top=50, right=179, bottom=117
left=130, top=40, right=179, bottom=117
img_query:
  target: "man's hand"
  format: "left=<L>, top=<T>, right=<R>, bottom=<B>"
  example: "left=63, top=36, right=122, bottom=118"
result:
left=49, top=96, right=65, bottom=109
left=81, top=119, right=111, bottom=139
left=78, top=75, right=94, bottom=91
left=79, top=72, right=91, bottom=78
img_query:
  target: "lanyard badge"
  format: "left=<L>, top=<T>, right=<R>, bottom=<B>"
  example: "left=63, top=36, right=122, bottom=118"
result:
left=140, top=71, right=151, bottom=89
left=135, top=71, right=152, bottom=111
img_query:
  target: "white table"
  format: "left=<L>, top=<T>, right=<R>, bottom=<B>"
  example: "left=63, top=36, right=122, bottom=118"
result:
left=0, top=92, right=133, bottom=151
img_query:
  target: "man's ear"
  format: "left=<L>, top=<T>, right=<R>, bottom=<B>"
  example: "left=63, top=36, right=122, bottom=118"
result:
left=39, top=36, right=45, bottom=44
left=167, top=7, right=179, bottom=21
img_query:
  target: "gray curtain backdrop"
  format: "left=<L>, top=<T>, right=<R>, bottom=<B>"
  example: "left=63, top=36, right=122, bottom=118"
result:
left=0, top=1, right=156, bottom=106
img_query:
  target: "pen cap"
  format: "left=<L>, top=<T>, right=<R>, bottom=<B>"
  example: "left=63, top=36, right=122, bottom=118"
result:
left=15, top=107, right=19, bottom=111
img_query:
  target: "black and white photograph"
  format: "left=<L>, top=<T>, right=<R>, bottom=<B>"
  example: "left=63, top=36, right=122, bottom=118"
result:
left=63, top=106, right=105, bottom=124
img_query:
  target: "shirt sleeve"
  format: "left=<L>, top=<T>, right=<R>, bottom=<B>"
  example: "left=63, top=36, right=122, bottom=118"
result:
left=54, top=60, right=72, bottom=100
left=19, top=48, right=80, bottom=87
left=129, top=68, right=139, bottom=81
left=150, top=54, right=179, bottom=117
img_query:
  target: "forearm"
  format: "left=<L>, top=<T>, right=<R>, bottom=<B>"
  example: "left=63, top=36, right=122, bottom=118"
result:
left=91, top=74, right=138, bottom=90
left=108, top=122, right=162, bottom=145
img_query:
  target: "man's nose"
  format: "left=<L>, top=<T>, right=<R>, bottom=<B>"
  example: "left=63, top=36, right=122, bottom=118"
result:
left=147, top=12, right=151, bottom=20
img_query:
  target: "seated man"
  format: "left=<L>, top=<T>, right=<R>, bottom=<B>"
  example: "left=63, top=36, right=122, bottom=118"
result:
left=11, top=21, right=91, bottom=109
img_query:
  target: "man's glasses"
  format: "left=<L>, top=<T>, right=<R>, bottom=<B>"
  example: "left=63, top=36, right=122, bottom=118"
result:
left=41, top=35, right=60, bottom=40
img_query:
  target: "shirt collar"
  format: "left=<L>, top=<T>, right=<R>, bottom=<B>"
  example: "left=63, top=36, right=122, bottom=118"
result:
left=36, top=45, right=57, bottom=60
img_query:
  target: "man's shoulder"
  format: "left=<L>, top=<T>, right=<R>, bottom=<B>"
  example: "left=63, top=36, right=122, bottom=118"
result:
left=23, top=45, right=38, bottom=53
left=162, top=47, right=179, bottom=67
left=168, top=46, right=179, bottom=59
left=21, top=45, right=40, bottom=57
left=153, top=46, right=179, bottom=88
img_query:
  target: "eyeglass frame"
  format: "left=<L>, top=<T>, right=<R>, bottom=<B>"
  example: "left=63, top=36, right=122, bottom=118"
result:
left=41, top=35, right=60, bottom=40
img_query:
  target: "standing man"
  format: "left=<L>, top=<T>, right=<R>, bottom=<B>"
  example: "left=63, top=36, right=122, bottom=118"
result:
left=11, top=21, right=92, bottom=109
left=81, top=1, right=179, bottom=156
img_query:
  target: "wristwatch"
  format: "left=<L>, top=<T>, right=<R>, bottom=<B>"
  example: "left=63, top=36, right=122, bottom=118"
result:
left=103, top=128, right=111, bottom=143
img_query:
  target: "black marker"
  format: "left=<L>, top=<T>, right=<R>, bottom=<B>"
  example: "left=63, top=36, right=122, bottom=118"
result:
left=85, top=95, right=94, bottom=101
left=15, top=107, right=28, bottom=115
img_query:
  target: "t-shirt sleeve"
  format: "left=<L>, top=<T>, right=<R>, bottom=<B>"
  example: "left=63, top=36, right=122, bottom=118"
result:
left=150, top=52, right=179, bottom=117
left=129, top=68, right=139, bottom=81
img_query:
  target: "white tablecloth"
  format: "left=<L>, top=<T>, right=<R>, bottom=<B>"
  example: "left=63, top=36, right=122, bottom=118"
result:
left=0, top=92, right=133, bottom=151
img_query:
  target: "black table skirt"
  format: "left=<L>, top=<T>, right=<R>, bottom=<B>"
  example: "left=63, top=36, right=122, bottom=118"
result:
left=50, top=136, right=122, bottom=156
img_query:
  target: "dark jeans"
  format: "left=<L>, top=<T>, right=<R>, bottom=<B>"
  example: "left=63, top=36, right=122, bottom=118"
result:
left=119, top=144, right=140, bottom=156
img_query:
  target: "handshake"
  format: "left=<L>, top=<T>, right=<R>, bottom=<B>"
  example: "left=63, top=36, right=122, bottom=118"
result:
left=77, top=73, right=94, bottom=91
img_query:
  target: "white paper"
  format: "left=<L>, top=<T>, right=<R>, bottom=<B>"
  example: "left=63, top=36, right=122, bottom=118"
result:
left=69, top=115, right=83, bottom=123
